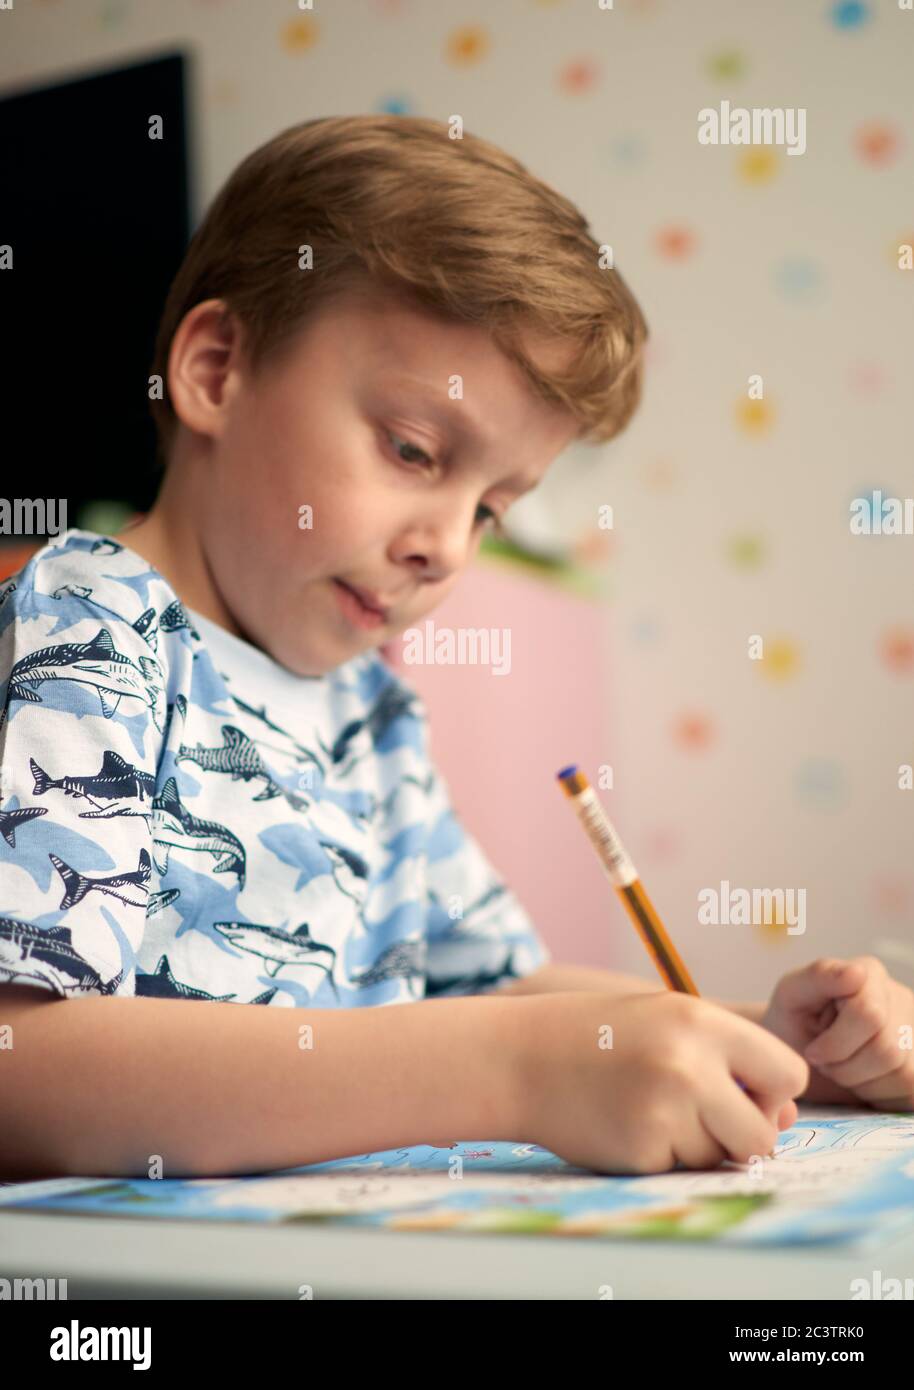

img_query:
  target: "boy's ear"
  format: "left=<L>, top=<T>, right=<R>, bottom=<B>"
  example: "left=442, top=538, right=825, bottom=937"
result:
left=166, top=300, right=245, bottom=441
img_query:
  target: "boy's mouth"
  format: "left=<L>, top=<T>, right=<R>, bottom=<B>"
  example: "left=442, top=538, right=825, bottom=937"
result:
left=333, top=579, right=389, bottom=628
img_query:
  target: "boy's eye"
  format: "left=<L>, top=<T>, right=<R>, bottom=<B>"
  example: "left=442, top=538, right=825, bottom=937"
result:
left=385, top=430, right=501, bottom=532
left=388, top=431, right=433, bottom=469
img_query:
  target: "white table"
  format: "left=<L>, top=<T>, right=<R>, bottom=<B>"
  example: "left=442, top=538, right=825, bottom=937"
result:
left=3, top=1206, right=914, bottom=1299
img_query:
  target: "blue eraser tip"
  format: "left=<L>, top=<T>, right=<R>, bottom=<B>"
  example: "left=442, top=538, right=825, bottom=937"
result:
left=556, top=764, right=578, bottom=780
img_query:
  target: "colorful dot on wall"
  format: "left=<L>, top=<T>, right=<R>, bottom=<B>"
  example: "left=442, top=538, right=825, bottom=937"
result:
left=641, top=826, right=680, bottom=862
left=735, top=397, right=775, bottom=435
left=848, top=362, right=888, bottom=394
left=673, top=712, right=714, bottom=749
left=879, top=627, right=914, bottom=675
left=871, top=876, right=912, bottom=916
left=773, top=257, right=824, bottom=303
left=654, top=225, right=697, bottom=260
left=571, top=528, right=614, bottom=568
left=378, top=97, right=413, bottom=114
left=609, top=134, right=648, bottom=167
left=281, top=17, right=320, bottom=52
left=855, top=121, right=902, bottom=167
left=706, top=48, right=747, bottom=81
left=726, top=533, right=766, bottom=569
left=445, top=25, right=491, bottom=65
left=737, top=149, right=778, bottom=185
left=755, top=899, right=794, bottom=943
left=631, top=614, right=663, bottom=644
left=849, top=484, right=893, bottom=530
left=758, top=638, right=800, bottom=680
left=558, top=59, right=602, bottom=94
left=829, top=0, right=871, bottom=28
left=642, top=457, right=677, bottom=490
left=794, top=757, right=848, bottom=811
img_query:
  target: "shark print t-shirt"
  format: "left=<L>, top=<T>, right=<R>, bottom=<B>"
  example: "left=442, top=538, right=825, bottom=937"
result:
left=0, top=528, right=549, bottom=1006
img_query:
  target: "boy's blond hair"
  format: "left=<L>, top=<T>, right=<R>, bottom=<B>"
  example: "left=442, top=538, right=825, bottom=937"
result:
left=149, top=114, right=648, bottom=464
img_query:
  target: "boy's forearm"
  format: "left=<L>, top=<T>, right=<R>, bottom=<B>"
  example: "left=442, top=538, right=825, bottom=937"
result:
left=498, top=963, right=666, bottom=997
left=501, top=963, right=765, bottom=1024
left=0, top=987, right=528, bottom=1181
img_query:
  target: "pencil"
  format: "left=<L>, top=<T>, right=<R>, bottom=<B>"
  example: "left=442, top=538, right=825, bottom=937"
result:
left=556, top=764, right=770, bottom=1137
left=555, top=761, right=777, bottom=1128
left=556, top=764, right=699, bottom=994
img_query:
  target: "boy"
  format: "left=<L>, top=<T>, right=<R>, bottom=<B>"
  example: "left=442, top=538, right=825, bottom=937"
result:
left=1, top=116, right=911, bottom=1182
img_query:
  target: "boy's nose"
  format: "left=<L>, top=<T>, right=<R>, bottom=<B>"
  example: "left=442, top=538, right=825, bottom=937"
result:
left=400, top=522, right=477, bottom=584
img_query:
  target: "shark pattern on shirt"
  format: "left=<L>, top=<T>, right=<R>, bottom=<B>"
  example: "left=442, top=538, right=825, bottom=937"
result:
left=2, top=627, right=165, bottom=732
left=0, top=529, right=549, bottom=1006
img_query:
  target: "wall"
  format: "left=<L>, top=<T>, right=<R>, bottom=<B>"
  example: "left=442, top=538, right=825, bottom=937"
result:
left=3, top=0, right=912, bottom=997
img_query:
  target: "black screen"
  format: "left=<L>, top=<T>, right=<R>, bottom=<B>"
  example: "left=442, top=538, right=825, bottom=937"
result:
left=0, top=49, right=193, bottom=532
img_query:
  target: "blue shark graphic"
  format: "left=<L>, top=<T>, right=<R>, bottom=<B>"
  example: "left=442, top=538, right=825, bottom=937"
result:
left=51, top=584, right=93, bottom=601
left=0, top=802, right=48, bottom=848
left=30, top=750, right=155, bottom=817
left=134, top=953, right=282, bottom=1004
left=320, top=684, right=419, bottom=769
left=50, top=847, right=151, bottom=910
left=230, top=694, right=325, bottom=775
left=47, top=584, right=160, bottom=651
left=319, top=837, right=369, bottom=902
left=131, top=606, right=159, bottom=651
left=176, top=724, right=284, bottom=801
left=426, top=945, right=522, bottom=997
left=3, top=627, right=165, bottom=732
left=0, top=916, right=126, bottom=995
left=159, top=599, right=198, bottom=639
left=146, top=887, right=180, bottom=917
left=152, top=777, right=246, bottom=884
left=351, top=940, right=426, bottom=995
left=212, top=919, right=338, bottom=998
left=135, top=955, right=237, bottom=1001
left=100, top=565, right=157, bottom=607
left=375, top=771, right=436, bottom=821
left=256, top=823, right=367, bottom=898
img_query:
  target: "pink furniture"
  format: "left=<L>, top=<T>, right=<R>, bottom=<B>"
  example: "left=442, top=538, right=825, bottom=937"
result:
left=384, top=557, right=617, bottom=968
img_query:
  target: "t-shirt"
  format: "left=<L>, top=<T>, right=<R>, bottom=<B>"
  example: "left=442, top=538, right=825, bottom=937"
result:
left=0, top=528, right=549, bottom=1007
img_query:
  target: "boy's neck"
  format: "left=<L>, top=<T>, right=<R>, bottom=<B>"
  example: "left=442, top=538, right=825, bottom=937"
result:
left=112, top=476, right=244, bottom=640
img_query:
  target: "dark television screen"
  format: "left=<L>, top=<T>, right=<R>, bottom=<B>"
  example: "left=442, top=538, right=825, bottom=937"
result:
left=0, top=50, right=193, bottom=534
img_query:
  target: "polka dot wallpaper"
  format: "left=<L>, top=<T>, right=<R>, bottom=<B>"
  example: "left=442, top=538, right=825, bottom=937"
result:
left=3, top=0, right=911, bottom=993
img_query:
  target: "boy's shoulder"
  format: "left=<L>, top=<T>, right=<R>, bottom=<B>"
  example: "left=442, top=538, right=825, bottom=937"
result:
left=0, top=525, right=197, bottom=667
left=0, top=527, right=191, bottom=646
left=0, top=529, right=197, bottom=739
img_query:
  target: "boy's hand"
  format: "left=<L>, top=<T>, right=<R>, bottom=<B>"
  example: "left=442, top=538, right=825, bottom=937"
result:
left=760, top=957, right=914, bottom=1111
left=511, top=990, right=807, bottom=1174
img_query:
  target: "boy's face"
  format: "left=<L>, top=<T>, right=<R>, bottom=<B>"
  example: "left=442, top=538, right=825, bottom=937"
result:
left=164, top=285, right=581, bottom=676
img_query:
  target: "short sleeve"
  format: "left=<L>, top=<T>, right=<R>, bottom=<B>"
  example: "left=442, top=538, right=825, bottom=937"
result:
left=0, top=596, right=165, bottom=999
left=420, top=738, right=551, bottom=999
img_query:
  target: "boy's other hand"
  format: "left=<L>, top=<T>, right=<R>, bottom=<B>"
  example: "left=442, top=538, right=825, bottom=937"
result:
left=761, top=957, right=914, bottom=1111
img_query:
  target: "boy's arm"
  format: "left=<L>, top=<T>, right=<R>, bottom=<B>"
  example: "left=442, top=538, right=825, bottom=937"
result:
left=0, top=985, right=527, bottom=1181
left=498, top=962, right=765, bottom=1022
